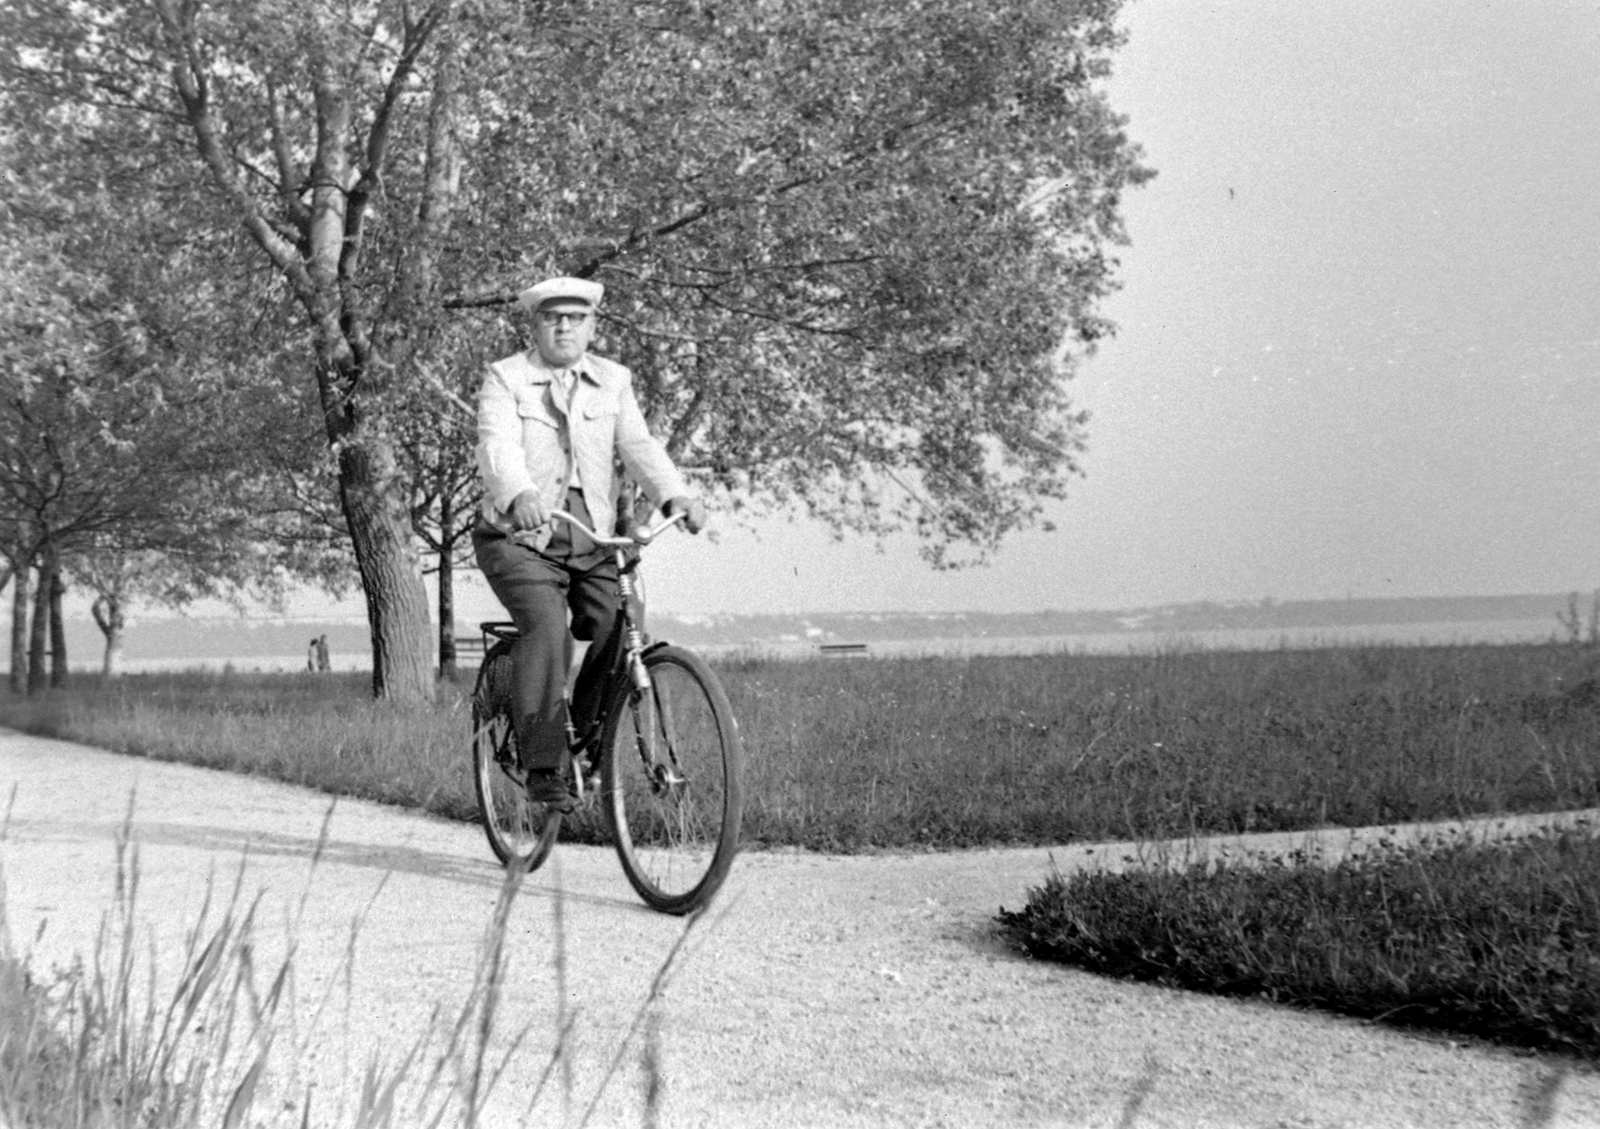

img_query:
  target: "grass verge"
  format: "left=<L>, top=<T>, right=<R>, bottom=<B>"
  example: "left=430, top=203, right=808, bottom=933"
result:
left=1, top=642, right=1598, bottom=851
left=997, top=824, right=1600, bottom=1060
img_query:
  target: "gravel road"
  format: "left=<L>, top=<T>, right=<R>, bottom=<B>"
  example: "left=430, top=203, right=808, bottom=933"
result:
left=3, top=729, right=1598, bottom=1128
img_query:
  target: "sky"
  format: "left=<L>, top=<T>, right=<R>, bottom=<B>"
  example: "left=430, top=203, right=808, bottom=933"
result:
left=609, top=0, right=1600, bottom=619
left=292, top=0, right=1600, bottom=625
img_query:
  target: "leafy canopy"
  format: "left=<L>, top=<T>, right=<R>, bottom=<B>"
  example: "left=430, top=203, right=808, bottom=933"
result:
left=1, top=0, right=1152, bottom=567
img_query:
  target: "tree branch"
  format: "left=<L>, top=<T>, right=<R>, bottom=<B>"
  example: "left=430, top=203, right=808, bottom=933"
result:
left=154, top=0, right=317, bottom=305
left=266, top=80, right=313, bottom=235
left=345, top=1, right=450, bottom=270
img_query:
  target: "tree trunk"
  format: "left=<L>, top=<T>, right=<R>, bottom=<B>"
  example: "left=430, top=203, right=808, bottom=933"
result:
left=10, top=566, right=30, bottom=694
left=92, top=594, right=126, bottom=680
left=338, top=439, right=435, bottom=701
left=102, top=625, right=125, bottom=680
left=27, top=557, right=50, bottom=696
left=49, top=568, right=66, bottom=687
left=437, top=551, right=458, bottom=680
left=437, top=490, right=458, bottom=680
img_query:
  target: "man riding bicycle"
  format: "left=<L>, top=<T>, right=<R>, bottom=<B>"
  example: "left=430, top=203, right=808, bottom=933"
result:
left=473, top=276, right=706, bottom=813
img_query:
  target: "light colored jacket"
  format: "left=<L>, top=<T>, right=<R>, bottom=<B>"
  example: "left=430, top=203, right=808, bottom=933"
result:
left=476, top=350, right=689, bottom=547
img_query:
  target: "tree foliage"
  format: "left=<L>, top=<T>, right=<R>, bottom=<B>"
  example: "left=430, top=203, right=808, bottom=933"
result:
left=0, top=0, right=1151, bottom=692
left=446, top=0, right=1154, bottom=563
left=0, top=116, right=334, bottom=687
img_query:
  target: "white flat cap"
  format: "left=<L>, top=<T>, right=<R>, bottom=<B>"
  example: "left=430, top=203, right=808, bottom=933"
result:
left=517, top=276, right=604, bottom=311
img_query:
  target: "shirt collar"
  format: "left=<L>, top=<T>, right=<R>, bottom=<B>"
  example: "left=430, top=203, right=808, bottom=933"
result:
left=527, top=353, right=596, bottom=386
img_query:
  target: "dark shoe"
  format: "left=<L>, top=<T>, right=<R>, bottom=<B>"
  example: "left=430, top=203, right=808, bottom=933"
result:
left=525, top=769, right=575, bottom=813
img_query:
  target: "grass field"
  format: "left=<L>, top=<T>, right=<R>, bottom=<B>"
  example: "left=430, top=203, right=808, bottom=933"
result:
left=2, top=640, right=1597, bottom=851
left=3, top=638, right=1599, bottom=1068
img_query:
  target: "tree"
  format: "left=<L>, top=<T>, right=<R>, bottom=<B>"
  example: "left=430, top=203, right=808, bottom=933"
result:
left=1, top=0, right=451, bottom=699
left=68, top=544, right=228, bottom=679
left=0, top=236, right=121, bottom=690
left=4, top=541, right=27, bottom=694
left=2, top=0, right=1151, bottom=696
left=395, top=363, right=481, bottom=679
left=0, top=196, right=308, bottom=691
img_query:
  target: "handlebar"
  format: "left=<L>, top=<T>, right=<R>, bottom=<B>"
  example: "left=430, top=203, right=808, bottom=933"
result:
left=511, top=507, right=688, bottom=550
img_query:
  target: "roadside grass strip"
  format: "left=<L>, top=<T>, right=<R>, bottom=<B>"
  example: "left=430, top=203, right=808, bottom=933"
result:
left=998, top=821, right=1600, bottom=1060
left=2, top=641, right=1598, bottom=853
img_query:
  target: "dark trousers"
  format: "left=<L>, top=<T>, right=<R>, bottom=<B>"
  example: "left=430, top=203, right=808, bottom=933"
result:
left=473, top=491, right=622, bottom=773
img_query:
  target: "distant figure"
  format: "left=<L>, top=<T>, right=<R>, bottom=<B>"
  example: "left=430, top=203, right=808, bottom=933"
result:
left=315, top=634, right=331, bottom=673
left=307, top=638, right=318, bottom=672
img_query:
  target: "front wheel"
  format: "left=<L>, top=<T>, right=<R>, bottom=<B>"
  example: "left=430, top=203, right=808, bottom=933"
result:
left=601, top=645, right=743, bottom=915
left=472, top=650, right=561, bottom=870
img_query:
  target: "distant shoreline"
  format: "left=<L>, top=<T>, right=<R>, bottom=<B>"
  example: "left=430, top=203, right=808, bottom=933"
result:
left=82, top=615, right=1572, bottom=674
left=697, top=616, right=1566, bottom=659
left=35, top=590, right=1591, bottom=672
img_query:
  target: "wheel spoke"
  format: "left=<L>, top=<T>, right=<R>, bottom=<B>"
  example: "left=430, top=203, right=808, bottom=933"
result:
left=472, top=653, right=560, bottom=869
left=603, top=647, right=742, bottom=914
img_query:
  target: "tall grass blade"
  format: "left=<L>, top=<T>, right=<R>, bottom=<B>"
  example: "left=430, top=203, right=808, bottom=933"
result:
left=220, top=1057, right=268, bottom=1129
left=576, top=906, right=706, bottom=1129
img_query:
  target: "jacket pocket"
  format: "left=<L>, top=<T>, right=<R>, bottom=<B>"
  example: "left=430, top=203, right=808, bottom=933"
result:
left=516, top=389, right=561, bottom=430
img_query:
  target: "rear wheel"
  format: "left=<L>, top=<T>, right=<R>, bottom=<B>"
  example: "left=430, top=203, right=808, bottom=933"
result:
left=472, top=649, right=561, bottom=869
left=601, top=645, right=743, bottom=914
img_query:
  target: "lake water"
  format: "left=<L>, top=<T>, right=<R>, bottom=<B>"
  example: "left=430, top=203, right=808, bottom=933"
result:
left=696, top=617, right=1566, bottom=660
left=95, top=616, right=1567, bottom=673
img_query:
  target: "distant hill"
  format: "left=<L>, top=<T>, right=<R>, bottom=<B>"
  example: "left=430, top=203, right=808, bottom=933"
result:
left=30, top=591, right=1584, bottom=666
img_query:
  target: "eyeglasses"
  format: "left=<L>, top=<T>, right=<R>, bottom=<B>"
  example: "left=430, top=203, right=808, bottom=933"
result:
left=536, top=310, right=591, bottom=328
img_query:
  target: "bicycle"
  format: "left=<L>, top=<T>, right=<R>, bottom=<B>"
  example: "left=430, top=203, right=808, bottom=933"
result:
left=468, top=507, right=744, bottom=915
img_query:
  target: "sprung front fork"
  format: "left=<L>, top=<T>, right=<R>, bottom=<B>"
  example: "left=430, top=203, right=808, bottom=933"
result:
left=619, top=566, right=653, bottom=693
left=618, top=567, right=687, bottom=798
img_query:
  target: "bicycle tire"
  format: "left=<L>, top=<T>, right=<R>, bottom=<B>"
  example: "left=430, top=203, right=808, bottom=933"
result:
left=600, top=644, right=743, bottom=914
left=471, top=648, right=561, bottom=870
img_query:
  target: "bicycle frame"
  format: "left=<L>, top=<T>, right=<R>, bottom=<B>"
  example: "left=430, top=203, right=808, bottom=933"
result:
left=486, top=508, right=689, bottom=769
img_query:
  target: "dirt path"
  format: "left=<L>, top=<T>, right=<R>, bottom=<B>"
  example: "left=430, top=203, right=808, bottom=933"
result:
left=3, top=729, right=1598, bottom=1128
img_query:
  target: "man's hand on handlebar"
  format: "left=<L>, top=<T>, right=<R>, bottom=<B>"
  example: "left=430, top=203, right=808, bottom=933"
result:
left=665, top=496, right=707, bottom=534
left=507, top=489, right=550, bottom=532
